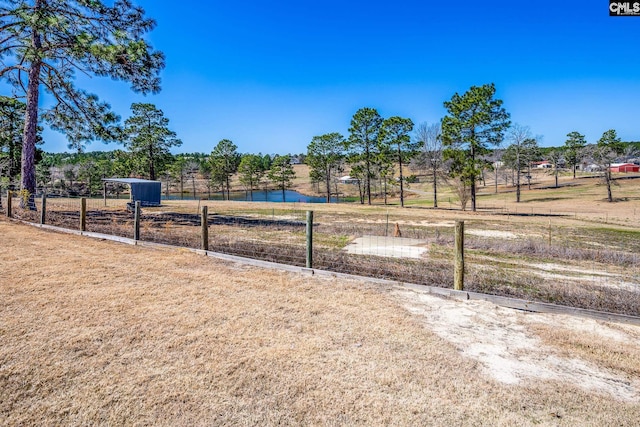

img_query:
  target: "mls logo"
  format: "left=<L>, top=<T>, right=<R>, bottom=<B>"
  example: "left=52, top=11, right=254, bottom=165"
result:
left=610, top=1, right=640, bottom=15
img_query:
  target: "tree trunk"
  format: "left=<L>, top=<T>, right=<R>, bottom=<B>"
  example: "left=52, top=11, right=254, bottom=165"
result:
left=606, top=168, right=613, bottom=202
left=470, top=178, right=476, bottom=211
left=325, top=165, right=331, bottom=203
left=554, top=164, right=559, bottom=188
left=470, top=130, right=476, bottom=212
left=21, top=33, right=42, bottom=209
left=383, top=179, right=387, bottom=205
left=365, top=149, right=372, bottom=205
left=398, top=147, right=405, bottom=208
left=149, top=145, right=155, bottom=181
left=516, top=163, right=521, bottom=203
left=433, top=166, right=438, bottom=208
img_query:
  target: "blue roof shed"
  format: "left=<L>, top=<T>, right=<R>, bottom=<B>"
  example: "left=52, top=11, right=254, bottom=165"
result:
left=103, top=178, right=162, bottom=207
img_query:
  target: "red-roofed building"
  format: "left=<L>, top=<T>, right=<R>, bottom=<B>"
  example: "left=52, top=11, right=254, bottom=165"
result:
left=610, top=163, right=640, bottom=173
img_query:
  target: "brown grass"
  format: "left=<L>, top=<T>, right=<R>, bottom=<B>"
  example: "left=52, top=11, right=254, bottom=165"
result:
left=531, top=323, right=640, bottom=379
left=2, top=219, right=640, bottom=425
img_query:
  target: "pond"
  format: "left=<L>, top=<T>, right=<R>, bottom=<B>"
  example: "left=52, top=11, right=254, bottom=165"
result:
left=163, top=189, right=337, bottom=203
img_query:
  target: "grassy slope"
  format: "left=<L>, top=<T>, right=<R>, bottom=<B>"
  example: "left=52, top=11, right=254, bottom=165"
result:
left=1, top=220, right=639, bottom=425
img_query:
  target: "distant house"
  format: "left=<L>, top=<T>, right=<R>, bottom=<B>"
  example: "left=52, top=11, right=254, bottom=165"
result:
left=584, top=164, right=603, bottom=172
left=533, top=161, right=552, bottom=169
left=338, top=175, right=359, bottom=185
left=610, top=163, right=640, bottom=173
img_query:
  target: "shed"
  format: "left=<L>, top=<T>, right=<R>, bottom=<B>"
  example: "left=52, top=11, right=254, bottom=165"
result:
left=610, top=163, right=640, bottom=173
left=103, top=178, right=162, bottom=206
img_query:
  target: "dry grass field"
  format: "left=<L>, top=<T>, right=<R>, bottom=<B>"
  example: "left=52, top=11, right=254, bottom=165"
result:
left=1, top=219, right=640, bottom=425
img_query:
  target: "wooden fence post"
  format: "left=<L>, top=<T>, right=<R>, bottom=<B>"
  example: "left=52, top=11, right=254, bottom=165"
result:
left=306, top=210, right=313, bottom=268
left=201, top=205, right=209, bottom=251
left=40, top=194, right=47, bottom=225
left=134, top=201, right=141, bottom=241
left=7, top=190, right=11, bottom=218
left=454, top=220, right=464, bottom=291
left=80, top=197, right=87, bottom=231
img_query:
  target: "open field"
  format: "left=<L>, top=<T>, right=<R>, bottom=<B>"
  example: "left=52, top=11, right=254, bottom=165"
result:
left=1, top=220, right=640, bottom=425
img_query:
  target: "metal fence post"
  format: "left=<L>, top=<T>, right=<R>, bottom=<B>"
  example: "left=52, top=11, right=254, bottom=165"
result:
left=454, top=220, right=464, bottom=291
left=134, top=201, right=141, bottom=241
left=40, top=193, right=46, bottom=225
left=306, top=210, right=313, bottom=268
left=7, top=190, right=11, bottom=218
left=201, top=205, right=208, bottom=251
left=80, top=197, right=87, bottom=231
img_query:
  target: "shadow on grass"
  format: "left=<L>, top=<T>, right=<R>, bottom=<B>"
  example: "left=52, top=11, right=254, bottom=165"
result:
left=518, top=197, right=569, bottom=203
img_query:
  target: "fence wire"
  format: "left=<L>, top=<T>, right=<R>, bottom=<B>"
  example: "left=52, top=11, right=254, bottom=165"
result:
left=5, top=194, right=639, bottom=317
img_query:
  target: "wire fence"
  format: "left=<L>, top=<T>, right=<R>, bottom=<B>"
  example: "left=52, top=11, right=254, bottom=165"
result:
left=4, top=190, right=640, bottom=317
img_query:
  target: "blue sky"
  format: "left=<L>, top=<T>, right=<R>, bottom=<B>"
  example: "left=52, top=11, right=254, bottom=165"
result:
left=28, top=1, right=640, bottom=153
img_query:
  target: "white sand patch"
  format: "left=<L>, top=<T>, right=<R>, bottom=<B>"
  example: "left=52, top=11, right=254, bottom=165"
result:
left=525, top=262, right=618, bottom=275
left=393, top=289, right=638, bottom=400
left=344, top=236, right=428, bottom=259
left=467, top=229, right=519, bottom=239
left=419, top=221, right=455, bottom=227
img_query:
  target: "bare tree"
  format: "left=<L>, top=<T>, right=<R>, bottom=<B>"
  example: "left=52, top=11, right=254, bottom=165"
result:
left=504, top=124, right=531, bottom=203
left=185, top=160, right=201, bottom=199
left=413, top=122, right=443, bottom=208
left=450, top=177, right=470, bottom=211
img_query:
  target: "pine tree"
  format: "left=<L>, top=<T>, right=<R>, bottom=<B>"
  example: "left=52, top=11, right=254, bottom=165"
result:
left=307, top=133, right=344, bottom=203
left=442, top=83, right=510, bottom=211
left=124, top=103, right=181, bottom=180
left=1, top=0, right=164, bottom=204
left=345, top=108, right=383, bottom=205
left=267, top=155, right=296, bottom=202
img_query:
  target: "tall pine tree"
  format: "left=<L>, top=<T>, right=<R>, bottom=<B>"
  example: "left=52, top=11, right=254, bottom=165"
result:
left=1, top=0, right=164, bottom=204
left=124, top=103, right=181, bottom=180
left=442, top=83, right=510, bottom=211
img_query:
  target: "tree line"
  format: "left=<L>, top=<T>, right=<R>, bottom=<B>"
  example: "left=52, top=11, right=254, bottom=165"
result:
left=305, top=83, right=638, bottom=209
left=3, top=87, right=638, bottom=208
